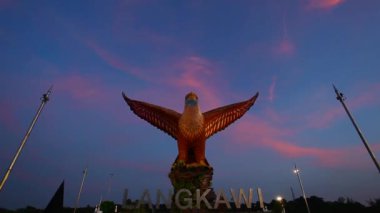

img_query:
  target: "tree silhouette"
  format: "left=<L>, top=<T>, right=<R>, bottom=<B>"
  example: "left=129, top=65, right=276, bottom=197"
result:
left=100, top=201, right=115, bottom=213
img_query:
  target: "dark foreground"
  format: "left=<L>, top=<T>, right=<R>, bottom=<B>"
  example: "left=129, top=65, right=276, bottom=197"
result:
left=1, top=196, right=380, bottom=213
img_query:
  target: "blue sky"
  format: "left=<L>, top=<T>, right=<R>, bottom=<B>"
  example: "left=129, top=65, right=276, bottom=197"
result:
left=0, top=0, right=380, bottom=209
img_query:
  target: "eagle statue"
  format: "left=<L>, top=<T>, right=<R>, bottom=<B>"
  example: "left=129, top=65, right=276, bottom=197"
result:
left=122, top=92, right=259, bottom=168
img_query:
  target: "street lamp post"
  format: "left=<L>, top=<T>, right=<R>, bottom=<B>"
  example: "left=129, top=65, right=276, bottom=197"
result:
left=97, top=173, right=115, bottom=211
left=74, top=167, right=88, bottom=213
left=276, top=196, right=286, bottom=213
left=293, top=164, right=311, bottom=213
left=106, top=173, right=115, bottom=199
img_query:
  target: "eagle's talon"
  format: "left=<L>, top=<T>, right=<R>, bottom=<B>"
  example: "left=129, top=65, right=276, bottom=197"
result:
left=172, top=160, right=186, bottom=170
left=185, top=162, right=210, bottom=169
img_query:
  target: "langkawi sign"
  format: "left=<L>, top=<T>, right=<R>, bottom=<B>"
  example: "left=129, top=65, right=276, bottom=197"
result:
left=122, top=188, right=265, bottom=210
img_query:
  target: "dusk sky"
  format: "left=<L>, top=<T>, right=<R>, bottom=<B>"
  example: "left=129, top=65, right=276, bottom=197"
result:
left=1, top=0, right=380, bottom=210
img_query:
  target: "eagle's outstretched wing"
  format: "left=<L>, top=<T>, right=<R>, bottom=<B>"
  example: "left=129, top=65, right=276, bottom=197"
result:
left=203, top=92, right=259, bottom=139
left=122, top=92, right=181, bottom=140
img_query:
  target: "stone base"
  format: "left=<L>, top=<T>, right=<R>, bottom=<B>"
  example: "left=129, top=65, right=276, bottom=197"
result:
left=168, top=165, right=216, bottom=212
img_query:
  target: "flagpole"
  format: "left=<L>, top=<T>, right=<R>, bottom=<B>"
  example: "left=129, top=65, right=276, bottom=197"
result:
left=74, top=167, right=88, bottom=213
left=333, top=84, right=380, bottom=173
left=96, top=173, right=114, bottom=212
left=0, top=86, right=53, bottom=191
left=293, top=164, right=311, bottom=213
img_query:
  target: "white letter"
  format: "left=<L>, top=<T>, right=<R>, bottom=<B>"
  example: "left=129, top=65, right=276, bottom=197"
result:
left=214, top=189, right=231, bottom=209
left=156, top=189, right=172, bottom=209
left=175, top=189, right=192, bottom=209
left=137, top=189, right=153, bottom=209
left=230, top=188, right=253, bottom=209
left=196, top=189, right=212, bottom=209
left=257, top=188, right=264, bottom=209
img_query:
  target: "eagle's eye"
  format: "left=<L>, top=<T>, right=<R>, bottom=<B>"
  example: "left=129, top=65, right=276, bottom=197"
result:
left=186, top=99, right=197, bottom=106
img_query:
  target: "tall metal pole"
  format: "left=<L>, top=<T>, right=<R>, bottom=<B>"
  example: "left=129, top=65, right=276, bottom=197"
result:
left=97, top=173, right=115, bottom=212
left=293, top=164, right=311, bottom=213
left=0, top=86, right=53, bottom=191
left=333, top=85, right=380, bottom=173
left=97, top=194, right=103, bottom=213
left=74, top=167, right=88, bottom=213
left=276, top=196, right=286, bottom=213
left=106, top=173, right=114, bottom=199
left=290, top=186, right=296, bottom=200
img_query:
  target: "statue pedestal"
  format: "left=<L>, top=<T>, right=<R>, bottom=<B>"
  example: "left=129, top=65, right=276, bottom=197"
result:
left=168, top=166, right=216, bottom=212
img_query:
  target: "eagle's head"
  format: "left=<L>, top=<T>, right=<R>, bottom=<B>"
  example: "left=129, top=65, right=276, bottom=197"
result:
left=185, top=92, right=198, bottom=107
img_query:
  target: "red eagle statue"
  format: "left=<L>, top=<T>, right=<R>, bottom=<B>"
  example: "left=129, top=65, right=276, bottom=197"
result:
left=123, top=92, right=259, bottom=168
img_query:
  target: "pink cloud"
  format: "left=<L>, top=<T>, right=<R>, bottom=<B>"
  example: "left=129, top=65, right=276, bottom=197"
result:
left=270, top=141, right=380, bottom=169
left=349, top=83, right=380, bottom=108
left=138, top=29, right=178, bottom=50
left=247, top=38, right=296, bottom=58
left=247, top=16, right=296, bottom=59
left=226, top=115, right=374, bottom=168
left=230, top=116, right=296, bottom=146
left=335, top=144, right=380, bottom=169
left=63, top=38, right=230, bottom=115
left=118, top=54, right=233, bottom=115
left=83, top=39, right=177, bottom=85
left=236, top=83, right=380, bottom=168
left=269, top=140, right=345, bottom=167
left=268, top=76, right=277, bottom=102
left=167, top=56, right=224, bottom=110
left=307, top=83, right=380, bottom=128
left=84, top=40, right=149, bottom=81
left=53, top=74, right=111, bottom=106
left=273, top=13, right=296, bottom=57
left=273, top=39, right=296, bottom=56
left=372, top=143, right=380, bottom=151
left=307, top=0, right=345, bottom=10
left=111, top=0, right=177, bottom=48
left=0, top=101, right=21, bottom=133
left=307, top=106, right=343, bottom=128
left=82, top=39, right=229, bottom=110
left=264, top=108, right=297, bottom=131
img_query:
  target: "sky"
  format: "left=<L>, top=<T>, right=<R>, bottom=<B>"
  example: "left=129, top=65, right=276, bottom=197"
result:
left=0, top=0, right=380, bottom=210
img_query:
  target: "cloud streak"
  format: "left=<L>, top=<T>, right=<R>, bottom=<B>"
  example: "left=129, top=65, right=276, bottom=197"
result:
left=84, top=39, right=224, bottom=107
left=83, top=39, right=226, bottom=109
left=268, top=76, right=277, bottom=102
left=307, top=106, right=343, bottom=129
left=307, top=83, right=380, bottom=129
left=247, top=14, right=296, bottom=59
left=53, top=73, right=112, bottom=107
left=0, top=101, right=21, bottom=133
left=273, top=39, right=296, bottom=56
left=167, top=56, right=223, bottom=109
left=307, top=0, right=345, bottom=10
left=274, top=12, right=296, bottom=57
left=84, top=40, right=149, bottom=81
left=227, top=114, right=376, bottom=169
left=223, top=82, right=380, bottom=168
